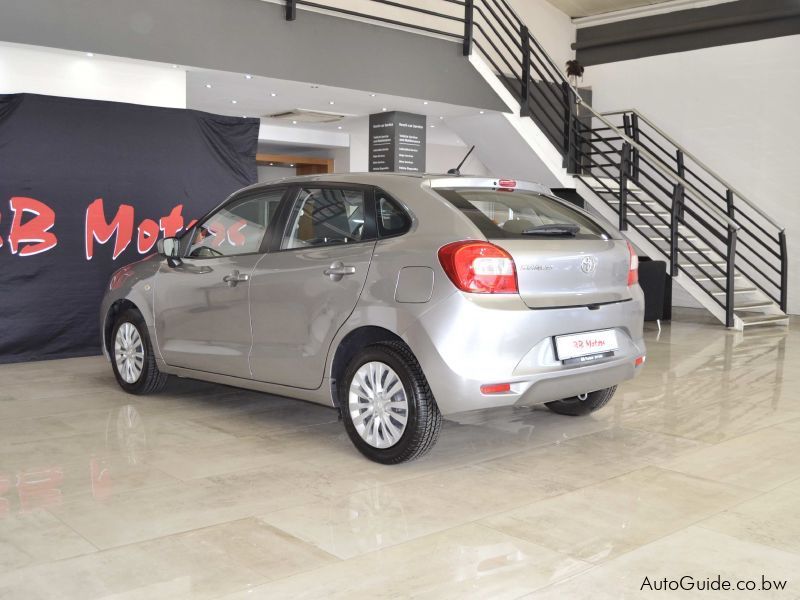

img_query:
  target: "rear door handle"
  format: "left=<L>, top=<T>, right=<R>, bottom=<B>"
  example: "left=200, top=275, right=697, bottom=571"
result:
left=223, top=270, right=250, bottom=287
left=324, top=262, right=356, bottom=281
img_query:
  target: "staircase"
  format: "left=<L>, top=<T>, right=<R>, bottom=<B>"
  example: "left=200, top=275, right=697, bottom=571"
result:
left=572, top=109, right=789, bottom=330
left=280, top=0, right=789, bottom=329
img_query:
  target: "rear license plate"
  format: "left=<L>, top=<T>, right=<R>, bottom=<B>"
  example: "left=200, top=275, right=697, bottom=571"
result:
left=554, top=329, right=618, bottom=361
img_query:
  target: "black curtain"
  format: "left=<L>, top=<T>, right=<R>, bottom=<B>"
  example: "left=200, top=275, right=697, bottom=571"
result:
left=0, top=93, right=259, bottom=363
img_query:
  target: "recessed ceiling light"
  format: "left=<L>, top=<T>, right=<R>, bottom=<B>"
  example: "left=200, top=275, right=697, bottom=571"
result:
left=205, top=84, right=212, bottom=89
left=270, top=92, right=277, bottom=97
left=292, top=120, right=298, bottom=124
left=381, top=107, right=387, bottom=112
left=337, top=126, right=343, bottom=129
left=86, top=52, right=94, bottom=57
left=479, top=110, right=485, bottom=114
left=423, top=101, right=429, bottom=105
left=231, top=100, right=238, bottom=104
left=269, top=162, right=274, bottom=166
left=290, top=164, right=295, bottom=167
left=329, top=101, right=335, bottom=105
left=439, top=116, right=444, bottom=120
left=430, top=125, right=435, bottom=128
left=245, top=74, right=252, bottom=79
left=370, top=93, right=376, bottom=97
left=172, top=64, right=179, bottom=69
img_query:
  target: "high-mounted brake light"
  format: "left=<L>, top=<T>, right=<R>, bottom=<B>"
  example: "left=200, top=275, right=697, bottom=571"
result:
left=438, top=241, right=518, bottom=294
left=627, top=241, right=639, bottom=286
left=497, top=179, right=517, bottom=189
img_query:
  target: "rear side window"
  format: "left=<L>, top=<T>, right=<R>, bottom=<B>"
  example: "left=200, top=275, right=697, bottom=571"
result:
left=436, top=188, right=608, bottom=239
left=281, top=188, right=369, bottom=250
left=376, top=190, right=411, bottom=237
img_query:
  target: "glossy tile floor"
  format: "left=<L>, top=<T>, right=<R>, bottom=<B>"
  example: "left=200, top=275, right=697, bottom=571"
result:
left=1, top=314, right=799, bottom=599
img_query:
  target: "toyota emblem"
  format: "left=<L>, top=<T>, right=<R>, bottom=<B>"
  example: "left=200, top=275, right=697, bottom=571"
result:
left=581, top=256, right=598, bottom=274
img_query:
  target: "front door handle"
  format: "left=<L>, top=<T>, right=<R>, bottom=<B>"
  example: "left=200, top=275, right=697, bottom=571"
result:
left=223, top=270, right=250, bottom=287
left=324, top=261, right=356, bottom=281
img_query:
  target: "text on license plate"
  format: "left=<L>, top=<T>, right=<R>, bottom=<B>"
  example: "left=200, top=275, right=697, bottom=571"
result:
left=554, top=329, right=618, bottom=361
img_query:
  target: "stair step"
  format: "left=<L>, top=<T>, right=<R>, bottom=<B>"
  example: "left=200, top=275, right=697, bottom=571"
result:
left=735, top=301, right=774, bottom=310
left=605, top=197, right=656, bottom=205
left=588, top=179, right=628, bottom=188
left=682, top=261, right=726, bottom=267
left=740, top=314, right=790, bottom=327
left=631, top=213, right=670, bottom=219
left=649, top=235, right=699, bottom=242
left=696, top=275, right=742, bottom=282
left=677, top=249, right=717, bottom=255
left=711, top=287, right=757, bottom=296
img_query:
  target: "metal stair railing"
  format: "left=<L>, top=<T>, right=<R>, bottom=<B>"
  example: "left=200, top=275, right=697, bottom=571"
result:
left=280, top=0, right=787, bottom=326
left=601, top=109, right=788, bottom=313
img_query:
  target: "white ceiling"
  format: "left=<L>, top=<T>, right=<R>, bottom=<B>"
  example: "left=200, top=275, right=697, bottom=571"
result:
left=0, top=41, right=492, bottom=150
left=185, top=68, right=485, bottom=147
left=546, top=0, right=678, bottom=18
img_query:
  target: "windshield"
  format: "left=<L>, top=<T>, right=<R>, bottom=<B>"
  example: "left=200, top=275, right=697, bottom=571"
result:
left=436, top=188, right=610, bottom=239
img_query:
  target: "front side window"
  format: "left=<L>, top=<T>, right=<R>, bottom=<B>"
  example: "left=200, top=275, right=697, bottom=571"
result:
left=188, top=189, right=284, bottom=258
left=436, top=188, right=608, bottom=239
left=281, top=188, right=368, bottom=250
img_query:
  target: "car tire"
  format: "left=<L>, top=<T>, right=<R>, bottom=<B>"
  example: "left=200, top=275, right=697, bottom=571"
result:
left=339, top=341, right=442, bottom=464
left=545, top=386, right=616, bottom=416
left=110, top=309, right=168, bottom=395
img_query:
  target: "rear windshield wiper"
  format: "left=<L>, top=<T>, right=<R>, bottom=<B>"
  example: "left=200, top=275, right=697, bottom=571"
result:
left=521, top=223, right=580, bottom=236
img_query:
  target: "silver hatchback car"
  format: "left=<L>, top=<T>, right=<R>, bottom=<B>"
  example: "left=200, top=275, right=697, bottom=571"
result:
left=101, top=173, right=645, bottom=463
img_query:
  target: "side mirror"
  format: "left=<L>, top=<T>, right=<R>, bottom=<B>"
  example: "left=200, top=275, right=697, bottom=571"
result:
left=157, top=237, right=182, bottom=267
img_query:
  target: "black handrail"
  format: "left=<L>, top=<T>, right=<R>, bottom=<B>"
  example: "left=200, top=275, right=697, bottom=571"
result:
left=603, top=109, right=786, bottom=311
left=282, top=0, right=786, bottom=324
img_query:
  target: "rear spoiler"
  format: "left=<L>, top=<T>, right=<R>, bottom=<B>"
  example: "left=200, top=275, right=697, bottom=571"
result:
left=428, top=177, right=551, bottom=196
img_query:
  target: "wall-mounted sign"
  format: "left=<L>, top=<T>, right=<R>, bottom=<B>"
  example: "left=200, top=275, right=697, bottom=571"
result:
left=369, top=111, right=426, bottom=173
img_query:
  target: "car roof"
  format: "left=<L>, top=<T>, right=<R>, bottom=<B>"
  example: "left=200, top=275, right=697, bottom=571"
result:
left=238, top=172, right=552, bottom=196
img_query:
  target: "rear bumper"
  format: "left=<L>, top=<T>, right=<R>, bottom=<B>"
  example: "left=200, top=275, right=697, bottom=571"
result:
left=402, top=288, right=645, bottom=415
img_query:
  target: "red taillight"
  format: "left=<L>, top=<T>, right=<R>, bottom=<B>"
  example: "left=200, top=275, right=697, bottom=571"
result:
left=627, top=241, right=639, bottom=286
left=438, top=241, right=518, bottom=294
left=497, top=179, right=517, bottom=189
left=480, top=383, right=511, bottom=394
left=634, top=356, right=646, bottom=367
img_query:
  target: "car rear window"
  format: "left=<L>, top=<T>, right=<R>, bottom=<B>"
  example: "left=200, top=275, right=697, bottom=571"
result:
left=435, top=188, right=609, bottom=239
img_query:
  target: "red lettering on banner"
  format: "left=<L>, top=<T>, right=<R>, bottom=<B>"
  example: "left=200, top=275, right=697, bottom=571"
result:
left=2, top=197, right=197, bottom=259
left=85, top=198, right=134, bottom=260
left=8, top=197, right=58, bottom=256
left=159, top=204, right=185, bottom=238
left=137, top=218, right=160, bottom=254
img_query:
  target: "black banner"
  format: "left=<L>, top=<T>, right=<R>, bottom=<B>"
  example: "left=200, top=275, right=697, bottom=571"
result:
left=0, top=94, right=259, bottom=363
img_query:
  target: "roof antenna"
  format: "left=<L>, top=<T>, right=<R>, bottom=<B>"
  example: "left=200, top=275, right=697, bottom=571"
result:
left=447, top=145, right=475, bottom=175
